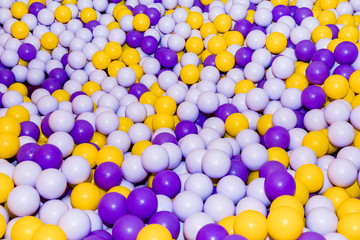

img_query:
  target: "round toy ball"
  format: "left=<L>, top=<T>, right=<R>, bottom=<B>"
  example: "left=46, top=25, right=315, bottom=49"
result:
left=31, top=224, right=67, bottom=240
left=328, top=121, right=355, bottom=147
left=259, top=161, right=287, bottom=179
left=148, top=211, right=180, bottom=239
left=294, top=40, right=316, bottom=61
left=0, top=69, right=15, bottom=87
left=58, top=209, right=91, bottom=240
left=152, top=170, right=181, bottom=199
left=0, top=132, right=20, bottom=159
left=10, top=215, right=43, bottom=240
left=152, top=132, right=177, bottom=145
left=204, top=194, right=235, bottom=223
left=271, top=55, right=295, bottom=79
left=16, top=142, right=40, bottom=163
left=136, top=224, right=172, bottom=240
left=333, top=64, right=355, bottom=80
left=112, top=215, right=145, bottom=240
left=33, top=144, right=63, bottom=170
left=126, top=187, right=158, bottom=221
left=98, top=192, right=127, bottom=225
left=327, top=158, right=357, bottom=187
left=334, top=41, right=359, bottom=65
left=95, top=111, right=119, bottom=135
left=12, top=161, right=42, bottom=187
left=264, top=171, right=296, bottom=201
left=241, top=143, right=268, bottom=171
left=87, top=230, right=112, bottom=240
left=305, top=61, right=329, bottom=85
left=312, top=49, right=335, bottom=69
left=141, top=145, right=169, bottom=173
left=35, top=168, right=67, bottom=199
left=298, top=231, right=326, bottom=240
left=173, top=191, right=204, bottom=222
left=158, top=48, right=178, bottom=68
left=20, top=121, right=40, bottom=141
left=69, top=120, right=94, bottom=144
left=227, top=158, right=249, bottom=182
left=338, top=213, right=360, bottom=240
left=301, top=85, right=326, bottom=109
left=48, top=109, right=75, bottom=133
left=61, top=155, right=91, bottom=185
left=17, top=43, right=36, bottom=61
left=202, top=149, right=231, bottom=179
left=7, top=185, right=40, bottom=217
left=174, top=120, right=198, bottom=140
left=94, top=162, right=123, bottom=191
left=305, top=207, right=338, bottom=235
left=183, top=212, right=214, bottom=240
left=263, top=126, right=290, bottom=149
left=196, top=223, right=229, bottom=240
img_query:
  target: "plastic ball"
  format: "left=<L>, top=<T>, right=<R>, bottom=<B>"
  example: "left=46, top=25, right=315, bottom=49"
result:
left=94, top=161, right=122, bottom=191
left=301, top=85, right=326, bottom=109
left=173, top=190, right=204, bottom=221
left=40, top=32, right=59, bottom=50
left=323, top=75, right=349, bottom=100
left=57, top=209, right=91, bottom=240
left=196, top=223, right=229, bottom=240
left=0, top=132, right=20, bottom=159
left=31, top=224, right=67, bottom=240
left=136, top=224, right=172, bottom=240
left=98, top=192, right=127, bottom=225
left=264, top=170, right=296, bottom=201
left=327, top=158, right=357, bottom=187
left=233, top=210, right=267, bottom=239
left=34, top=143, right=63, bottom=170
left=328, top=121, right=355, bottom=147
left=152, top=170, right=181, bottom=198
left=70, top=182, right=102, bottom=211
left=337, top=213, right=360, bottom=240
left=35, top=168, right=67, bottom=199
left=127, top=187, right=157, bottom=221
left=148, top=211, right=180, bottom=239
left=11, top=216, right=43, bottom=240
left=54, top=5, right=72, bottom=23
left=7, top=185, right=40, bottom=217
left=263, top=126, right=290, bottom=149
left=266, top=32, right=287, bottom=54
left=112, top=215, right=145, bottom=240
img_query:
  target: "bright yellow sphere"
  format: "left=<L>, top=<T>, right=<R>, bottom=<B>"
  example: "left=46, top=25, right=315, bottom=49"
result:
left=122, top=48, right=140, bottom=65
left=225, top=31, right=244, bottom=46
left=152, top=113, right=175, bottom=131
left=257, top=114, right=273, bottom=136
left=345, top=181, right=360, bottom=198
left=215, top=51, right=235, bottom=72
left=6, top=105, right=30, bottom=123
left=323, top=74, right=349, bottom=99
left=319, top=0, right=338, bottom=9
left=82, top=81, right=101, bottom=96
left=200, top=22, right=217, bottom=39
left=70, top=182, right=102, bottom=210
left=11, top=216, right=43, bottom=240
left=186, top=11, right=204, bottom=29
left=218, top=216, right=236, bottom=234
left=294, top=164, right=324, bottom=193
left=54, top=5, right=72, bottom=23
left=337, top=14, right=355, bottom=26
left=337, top=213, right=360, bottom=240
left=80, top=7, right=97, bottom=24
left=31, top=224, right=67, bottom=240
left=323, top=186, right=350, bottom=211
left=140, top=92, right=158, bottom=106
left=267, top=147, right=289, bottom=168
left=317, top=10, right=336, bottom=25
left=10, top=2, right=28, bottom=19
left=302, top=131, right=329, bottom=157
left=154, top=96, right=177, bottom=115
left=104, top=41, right=122, bottom=60
left=96, top=145, right=123, bottom=166
left=118, top=117, right=134, bottom=133
left=180, top=64, right=200, bottom=85
left=150, top=82, right=165, bottom=97
left=0, top=214, right=6, bottom=239
left=40, top=32, right=59, bottom=50
left=133, top=13, right=150, bottom=32
left=234, top=79, right=255, bottom=94
left=311, top=25, right=332, bottom=43
left=108, top=60, right=126, bottom=78
left=225, top=113, right=249, bottom=137
left=266, top=32, right=287, bottom=54
left=337, top=198, right=360, bottom=219
left=338, top=26, right=360, bottom=43
left=185, top=37, right=204, bottom=55
left=72, top=143, right=98, bottom=168
left=293, top=179, right=310, bottom=206
left=349, top=70, right=360, bottom=94
left=234, top=210, right=268, bottom=240
left=0, top=173, right=14, bottom=203
left=136, top=224, right=172, bottom=240
left=52, top=89, right=70, bottom=102
left=108, top=186, right=131, bottom=198
left=207, top=35, right=227, bottom=55
left=0, top=116, right=21, bottom=136
left=11, top=21, right=29, bottom=39
left=0, top=132, right=20, bottom=159
left=92, top=51, right=111, bottom=70
left=270, top=195, right=304, bottom=216
left=213, top=14, right=232, bottom=33
left=132, top=140, right=152, bottom=156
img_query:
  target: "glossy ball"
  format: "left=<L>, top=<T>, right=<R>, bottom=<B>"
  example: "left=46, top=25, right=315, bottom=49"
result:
left=94, top=161, right=122, bottom=191
left=126, top=187, right=158, bottom=221
left=98, top=192, right=127, bottom=225
left=263, top=126, right=290, bottom=149
left=152, top=170, right=181, bottom=199
left=112, top=215, right=145, bottom=240
left=264, top=171, right=296, bottom=201
left=196, top=223, right=229, bottom=240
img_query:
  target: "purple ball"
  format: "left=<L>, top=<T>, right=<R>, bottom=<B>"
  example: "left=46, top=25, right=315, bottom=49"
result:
left=70, top=120, right=94, bottom=144
left=112, top=215, right=145, bottom=240
left=294, top=110, right=305, bottom=128
left=98, top=192, right=127, bottom=225
left=174, top=120, right=198, bottom=139
left=126, top=187, right=158, bottom=221
left=298, top=232, right=326, bottom=240
left=334, top=41, right=359, bottom=64
left=20, top=121, right=40, bottom=141
left=87, top=230, right=112, bottom=240
left=149, top=211, right=180, bottom=239
left=305, top=61, right=329, bottom=85
left=203, top=54, right=216, bottom=67
left=129, top=83, right=148, bottom=99
left=0, top=69, right=15, bottom=87
left=250, top=25, right=266, bottom=34
left=41, top=78, right=62, bottom=94
left=227, top=159, right=249, bottom=183
left=248, top=2, right=256, bottom=10
left=132, top=4, right=147, bottom=15
left=16, top=142, right=40, bottom=163
left=49, top=68, right=68, bottom=86
left=85, top=20, right=100, bottom=32
left=61, top=52, right=69, bottom=67
left=195, top=111, right=207, bottom=127
left=18, top=43, right=37, bottom=62
left=223, top=235, right=248, bottom=240
left=140, top=35, right=158, bottom=54
left=152, top=132, right=177, bottom=145
left=294, top=7, right=313, bottom=25
left=234, top=19, right=252, bottom=38
left=94, top=162, right=123, bottom=191
left=126, top=30, right=143, bottom=48
left=257, top=78, right=267, bottom=88
left=263, top=126, right=290, bottom=149
left=333, top=64, right=355, bottom=80
left=28, top=2, right=45, bottom=16
left=259, top=161, right=287, bottom=178
left=145, top=7, right=161, bottom=25
left=40, top=113, right=53, bottom=138
left=272, top=5, right=290, bottom=22
left=312, top=49, right=335, bottom=69
left=264, top=171, right=296, bottom=201
left=235, top=47, right=253, bottom=67
left=193, top=0, right=204, bottom=9
left=70, top=91, right=87, bottom=102
left=295, top=40, right=316, bottom=62
left=152, top=170, right=181, bottom=198
left=158, top=48, right=178, bottom=68
left=301, top=85, right=326, bottom=109
left=216, top=103, right=239, bottom=122
left=33, top=144, right=63, bottom=170
left=196, top=224, right=229, bottom=240
left=288, top=5, right=298, bottom=17
left=83, top=236, right=105, bottom=240
left=327, top=24, right=339, bottom=39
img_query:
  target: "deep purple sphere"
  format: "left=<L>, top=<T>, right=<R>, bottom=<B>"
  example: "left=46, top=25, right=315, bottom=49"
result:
left=70, top=119, right=94, bottom=144
left=305, top=61, right=329, bottom=85
left=263, top=126, right=290, bottom=149
left=148, top=211, right=180, bottom=239
left=301, top=85, right=326, bottom=109
left=20, top=121, right=40, bottom=141
left=294, top=7, right=313, bottom=25
left=152, top=132, right=178, bottom=145
left=0, top=69, right=15, bottom=87
left=145, top=7, right=161, bottom=25
left=33, top=144, right=63, bottom=170
left=98, top=192, right=127, bottom=225
left=140, top=35, right=158, bottom=55
left=334, top=41, right=359, bottom=64
left=272, top=5, right=290, bottom=22
left=227, top=159, right=249, bottom=183
left=152, top=170, right=181, bottom=198
left=18, top=43, right=37, bottom=61
left=295, top=40, right=316, bottom=62
left=196, top=223, right=229, bottom=240
left=264, top=171, right=296, bottom=201
left=158, top=48, right=178, bottom=68
left=216, top=103, right=239, bottom=122
left=126, top=30, right=143, bottom=48
left=174, top=120, right=198, bottom=139
left=94, top=162, right=123, bottom=191
left=312, top=49, right=335, bottom=69
left=87, top=230, right=112, bottom=240
left=126, top=187, right=158, bottom=221
left=40, top=113, right=53, bottom=138
left=49, top=68, right=68, bottom=86
left=16, top=142, right=40, bottom=163
left=41, top=78, right=62, bottom=94
left=234, top=19, right=252, bottom=38
left=333, top=64, right=355, bottom=80
left=28, top=2, right=45, bottom=16
left=235, top=47, right=253, bottom=67
left=112, top=215, right=145, bottom=240
left=203, top=54, right=216, bottom=67
left=298, top=232, right=326, bottom=240
left=259, top=161, right=287, bottom=178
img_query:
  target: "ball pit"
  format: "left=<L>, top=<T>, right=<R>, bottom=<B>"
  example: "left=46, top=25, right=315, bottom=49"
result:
left=0, top=0, right=360, bottom=239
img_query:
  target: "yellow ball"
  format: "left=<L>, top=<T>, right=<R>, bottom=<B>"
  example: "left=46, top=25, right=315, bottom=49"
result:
left=234, top=79, right=255, bottom=94
left=52, top=89, right=70, bottom=102
left=107, top=21, right=120, bottom=31
left=286, top=73, right=309, bottom=91
left=337, top=213, right=360, bottom=240
left=302, top=131, right=329, bottom=157
left=136, top=224, right=172, bottom=240
left=319, top=0, right=338, bottom=9
left=10, top=2, right=28, bottom=19
left=185, top=37, right=204, bottom=55
left=72, top=143, right=98, bottom=168
left=104, top=41, right=122, bottom=60
left=129, top=64, right=144, bottom=79
left=311, top=25, right=332, bottom=43
left=293, top=179, right=310, bottom=206
left=294, top=164, right=324, bottom=193
left=180, top=64, right=200, bottom=85
left=70, top=182, right=102, bottom=210
left=122, top=48, right=140, bottom=66
left=266, top=32, right=287, bottom=54
left=215, top=51, right=235, bottom=72
left=213, top=14, right=232, bottom=33
left=317, top=10, right=336, bottom=25
left=82, top=81, right=101, bottom=96
left=152, top=113, right=174, bottom=131
left=154, top=96, right=177, bottom=115
left=323, top=74, right=349, bottom=99
left=338, top=26, right=360, bottom=43
left=233, top=210, right=268, bottom=240
left=40, top=32, right=59, bottom=50
left=108, top=60, right=126, bottom=78
left=92, top=51, right=111, bottom=70
left=323, top=186, right=350, bottom=211
left=150, top=82, right=165, bottom=97
left=80, top=7, right=97, bottom=24
left=0, top=132, right=20, bottom=159
left=207, top=35, right=227, bottom=55
left=54, top=5, right=72, bottom=23
left=267, top=147, right=289, bottom=168
left=132, top=140, right=152, bottom=156
left=11, top=21, right=29, bottom=40
left=349, top=70, right=360, bottom=94
left=257, top=114, right=273, bottom=136
left=218, top=216, right=236, bottom=234
left=345, top=181, right=360, bottom=198
left=140, top=92, right=158, bottom=106
left=337, top=14, right=355, bottom=26
left=270, top=195, right=304, bottom=216
left=0, top=173, right=14, bottom=203
left=118, top=117, right=134, bottom=133
left=327, top=38, right=343, bottom=52
left=108, top=186, right=131, bottom=198
left=31, top=224, right=67, bottom=240
left=96, top=145, right=123, bottom=166
left=133, top=13, right=150, bottom=32
left=6, top=105, right=30, bottom=123
left=267, top=206, right=304, bottom=240
left=247, top=171, right=259, bottom=184
left=225, top=113, right=249, bottom=137
left=337, top=198, right=360, bottom=219
left=0, top=214, right=6, bottom=239
left=200, top=22, right=217, bottom=39
left=224, top=31, right=244, bottom=46
left=186, top=11, right=204, bottom=29
left=11, top=216, right=43, bottom=240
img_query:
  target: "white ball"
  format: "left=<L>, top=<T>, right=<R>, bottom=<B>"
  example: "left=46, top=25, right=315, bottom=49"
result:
left=121, top=155, right=148, bottom=184
left=172, top=191, right=204, bottom=222
left=197, top=91, right=219, bottom=114
left=202, top=149, right=231, bottom=179
left=204, top=194, right=235, bottom=223
left=183, top=212, right=214, bottom=240
left=141, top=145, right=169, bottom=173
left=272, top=107, right=297, bottom=130
left=39, top=199, right=69, bottom=225
left=245, top=88, right=269, bottom=111
left=241, top=143, right=268, bottom=171
left=271, top=55, right=295, bottom=79
left=61, top=156, right=91, bottom=185
left=244, top=62, right=265, bottom=83
left=47, top=132, right=75, bottom=158
left=7, top=185, right=40, bottom=217
left=327, top=158, right=357, bottom=187
left=306, top=207, right=338, bottom=235
left=246, top=177, right=271, bottom=207
left=57, top=209, right=91, bottom=240
left=48, top=109, right=75, bottom=133
left=95, top=110, right=119, bottom=135
left=12, top=161, right=42, bottom=187
left=216, top=175, right=246, bottom=204
left=337, top=146, right=360, bottom=171
left=35, top=168, right=67, bottom=200
left=245, top=30, right=266, bottom=50
left=235, top=196, right=268, bottom=217
left=184, top=173, right=213, bottom=201
left=289, top=146, right=317, bottom=170
left=116, top=67, right=137, bottom=87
